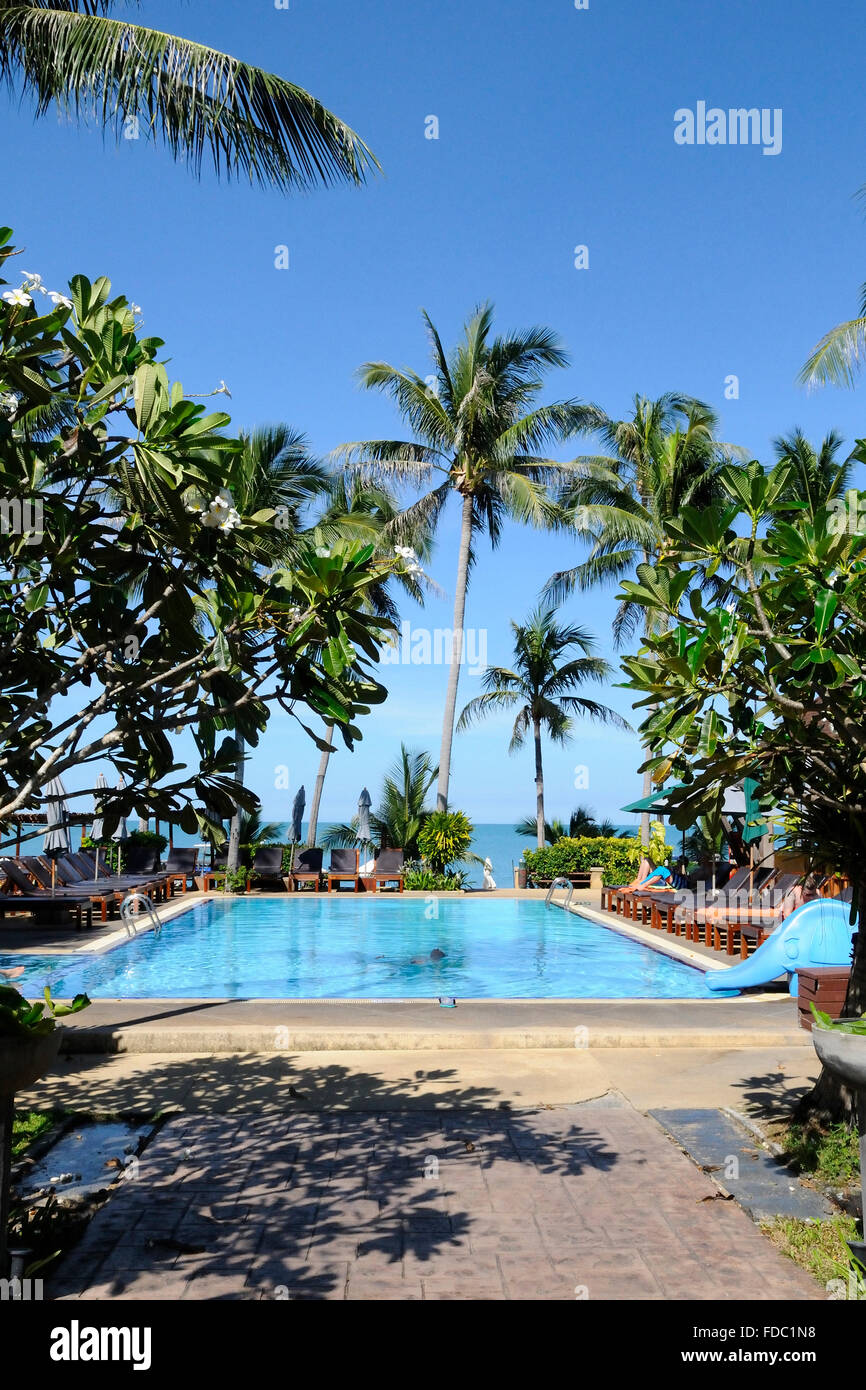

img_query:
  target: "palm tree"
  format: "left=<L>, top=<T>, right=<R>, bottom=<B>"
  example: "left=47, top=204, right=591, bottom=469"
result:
left=458, top=606, right=628, bottom=848
left=545, top=393, right=731, bottom=843
left=225, top=426, right=329, bottom=872
left=303, top=476, right=436, bottom=847
left=772, top=428, right=853, bottom=520
left=0, top=2, right=377, bottom=193
left=515, top=806, right=625, bottom=842
left=321, top=744, right=437, bottom=859
left=336, top=303, right=603, bottom=812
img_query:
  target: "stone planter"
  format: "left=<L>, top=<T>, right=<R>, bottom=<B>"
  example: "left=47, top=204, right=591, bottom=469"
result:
left=812, top=1022, right=866, bottom=1090
left=0, top=1031, right=60, bottom=1097
left=812, top=1022, right=866, bottom=1265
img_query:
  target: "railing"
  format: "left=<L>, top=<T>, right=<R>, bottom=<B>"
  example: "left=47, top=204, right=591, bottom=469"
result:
left=545, top=876, right=575, bottom=911
left=120, top=891, right=161, bottom=938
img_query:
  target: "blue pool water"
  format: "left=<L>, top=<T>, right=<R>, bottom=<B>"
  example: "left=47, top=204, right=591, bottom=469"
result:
left=2, top=898, right=711, bottom=999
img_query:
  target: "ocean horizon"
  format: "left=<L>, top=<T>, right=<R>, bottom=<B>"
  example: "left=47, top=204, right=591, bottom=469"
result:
left=64, top=820, right=640, bottom=889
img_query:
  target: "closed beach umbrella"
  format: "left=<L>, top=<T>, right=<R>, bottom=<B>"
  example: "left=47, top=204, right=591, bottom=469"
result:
left=291, top=785, right=306, bottom=843
left=357, top=788, right=372, bottom=844
left=43, top=775, right=71, bottom=895
left=91, top=771, right=109, bottom=876
left=112, top=775, right=129, bottom=873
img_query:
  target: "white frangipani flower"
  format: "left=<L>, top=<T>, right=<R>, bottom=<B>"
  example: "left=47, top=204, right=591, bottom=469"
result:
left=47, top=291, right=73, bottom=309
left=199, top=489, right=241, bottom=532
left=2, top=288, right=32, bottom=307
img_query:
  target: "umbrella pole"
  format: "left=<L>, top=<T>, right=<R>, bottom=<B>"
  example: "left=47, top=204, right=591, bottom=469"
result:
left=51, top=858, right=55, bottom=898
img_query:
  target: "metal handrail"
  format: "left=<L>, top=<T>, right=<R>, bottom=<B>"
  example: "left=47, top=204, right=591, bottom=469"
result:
left=545, top=876, right=574, bottom=911
left=120, top=891, right=161, bottom=937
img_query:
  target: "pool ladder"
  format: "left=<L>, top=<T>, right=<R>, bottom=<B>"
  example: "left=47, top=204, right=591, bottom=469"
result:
left=545, top=876, right=575, bottom=911
left=120, top=891, right=162, bottom=938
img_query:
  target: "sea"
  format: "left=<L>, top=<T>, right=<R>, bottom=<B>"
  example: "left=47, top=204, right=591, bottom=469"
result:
left=64, top=821, right=640, bottom=889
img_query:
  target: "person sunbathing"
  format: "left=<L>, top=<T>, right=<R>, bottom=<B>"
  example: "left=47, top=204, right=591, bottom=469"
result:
left=622, top=863, right=674, bottom=893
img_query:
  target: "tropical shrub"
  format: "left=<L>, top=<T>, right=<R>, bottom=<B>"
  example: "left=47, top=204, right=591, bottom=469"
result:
left=417, top=810, right=473, bottom=874
left=522, top=836, right=642, bottom=885
left=402, top=860, right=467, bottom=891
left=322, top=746, right=437, bottom=858
left=647, top=820, right=672, bottom=866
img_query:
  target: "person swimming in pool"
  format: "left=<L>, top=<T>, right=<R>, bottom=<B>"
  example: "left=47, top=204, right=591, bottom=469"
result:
left=410, top=948, right=447, bottom=965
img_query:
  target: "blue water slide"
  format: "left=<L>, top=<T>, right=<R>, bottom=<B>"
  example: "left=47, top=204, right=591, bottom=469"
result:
left=704, top=897, right=855, bottom=995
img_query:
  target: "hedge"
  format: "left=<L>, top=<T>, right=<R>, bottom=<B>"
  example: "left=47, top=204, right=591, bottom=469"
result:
left=522, top=836, right=643, bottom=886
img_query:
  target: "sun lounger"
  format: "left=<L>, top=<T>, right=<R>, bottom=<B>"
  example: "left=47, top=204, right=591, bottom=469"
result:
left=249, top=846, right=285, bottom=891
left=0, top=894, right=92, bottom=931
left=651, top=867, right=780, bottom=944
left=0, top=856, right=117, bottom=922
left=164, top=847, right=198, bottom=892
left=287, top=847, right=323, bottom=892
left=646, top=866, right=765, bottom=937
left=708, top=875, right=807, bottom=956
left=372, top=849, right=404, bottom=893
left=327, top=848, right=361, bottom=893
left=53, top=854, right=169, bottom=903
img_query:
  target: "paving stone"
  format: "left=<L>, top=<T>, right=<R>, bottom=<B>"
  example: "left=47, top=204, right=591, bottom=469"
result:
left=50, top=1100, right=820, bottom=1302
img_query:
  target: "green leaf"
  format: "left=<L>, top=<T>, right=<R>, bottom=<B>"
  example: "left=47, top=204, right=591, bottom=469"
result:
left=814, top=590, right=838, bottom=640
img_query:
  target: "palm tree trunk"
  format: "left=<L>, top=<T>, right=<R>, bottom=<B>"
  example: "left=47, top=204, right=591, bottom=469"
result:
left=640, top=764, right=652, bottom=849
left=640, top=601, right=654, bottom=848
left=533, top=718, right=545, bottom=849
left=436, top=492, right=474, bottom=812
left=307, top=722, right=335, bottom=847
left=226, top=734, right=245, bottom=873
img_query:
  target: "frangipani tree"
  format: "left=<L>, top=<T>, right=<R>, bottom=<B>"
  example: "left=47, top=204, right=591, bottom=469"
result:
left=0, top=227, right=396, bottom=846
left=618, top=456, right=866, bottom=1121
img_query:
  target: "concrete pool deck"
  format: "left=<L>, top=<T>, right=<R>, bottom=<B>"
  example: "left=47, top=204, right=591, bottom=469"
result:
left=54, top=994, right=807, bottom=1053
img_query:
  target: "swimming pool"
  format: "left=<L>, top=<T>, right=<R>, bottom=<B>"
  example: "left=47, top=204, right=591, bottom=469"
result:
left=2, top=897, right=712, bottom=999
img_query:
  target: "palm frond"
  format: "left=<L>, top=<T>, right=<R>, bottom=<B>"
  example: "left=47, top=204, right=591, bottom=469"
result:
left=1, top=5, right=379, bottom=191
left=799, top=317, right=866, bottom=390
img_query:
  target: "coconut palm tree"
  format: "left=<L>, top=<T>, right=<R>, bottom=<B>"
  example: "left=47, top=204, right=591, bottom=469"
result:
left=545, top=393, right=731, bottom=843
left=302, top=476, right=436, bottom=847
left=336, top=303, right=603, bottom=812
left=458, top=606, right=628, bottom=848
left=515, top=806, right=624, bottom=842
left=0, top=2, right=377, bottom=193
left=321, top=744, right=437, bottom=859
left=224, top=426, right=329, bottom=872
left=800, top=206, right=866, bottom=389
left=772, top=428, right=853, bottom=520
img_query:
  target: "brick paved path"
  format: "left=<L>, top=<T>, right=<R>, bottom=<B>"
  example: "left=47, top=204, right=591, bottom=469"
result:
left=49, top=1098, right=818, bottom=1301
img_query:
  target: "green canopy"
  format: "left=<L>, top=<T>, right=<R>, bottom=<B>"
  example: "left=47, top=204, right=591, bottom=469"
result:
left=620, top=785, right=685, bottom=814
left=742, top=776, right=768, bottom=845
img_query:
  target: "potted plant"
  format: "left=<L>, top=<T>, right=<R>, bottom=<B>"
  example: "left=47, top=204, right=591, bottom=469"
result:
left=0, top=984, right=89, bottom=1275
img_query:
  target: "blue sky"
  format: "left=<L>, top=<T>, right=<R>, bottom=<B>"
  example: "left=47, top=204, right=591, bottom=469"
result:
left=6, top=0, right=866, bottom=828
